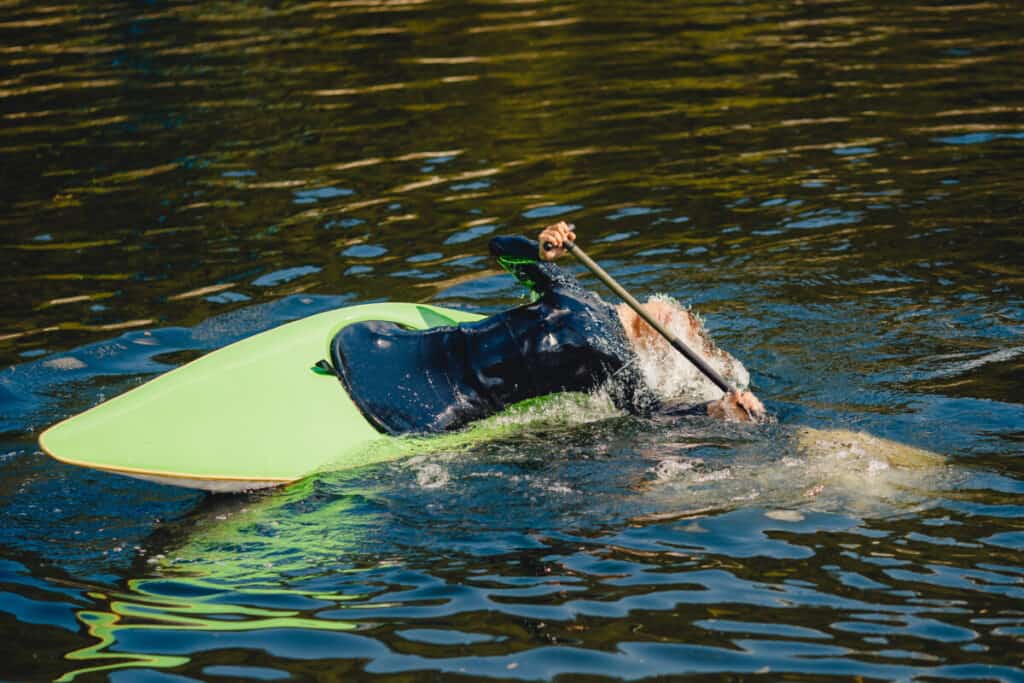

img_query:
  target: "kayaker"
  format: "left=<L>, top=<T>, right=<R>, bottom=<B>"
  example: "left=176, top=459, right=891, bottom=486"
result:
left=329, top=221, right=765, bottom=435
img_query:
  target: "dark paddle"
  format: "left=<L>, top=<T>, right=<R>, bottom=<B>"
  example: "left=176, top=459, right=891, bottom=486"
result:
left=544, top=238, right=736, bottom=395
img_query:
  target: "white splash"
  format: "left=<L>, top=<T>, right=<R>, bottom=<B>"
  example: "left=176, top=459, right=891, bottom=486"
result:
left=629, top=295, right=750, bottom=405
left=651, top=458, right=699, bottom=481
left=765, top=510, right=805, bottom=522
left=413, top=461, right=450, bottom=489
left=484, top=391, right=621, bottom=430
left=43, top=356, right=86, bottom=371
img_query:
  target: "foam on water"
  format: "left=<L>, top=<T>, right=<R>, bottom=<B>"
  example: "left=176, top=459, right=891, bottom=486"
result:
left=476, top=391, right=623, bottom=432
left=641, top=426, right=951, bottom=519
left=410, top=460, right=451, bottom=489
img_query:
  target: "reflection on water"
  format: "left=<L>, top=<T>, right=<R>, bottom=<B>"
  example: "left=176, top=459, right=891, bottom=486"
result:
left=1, top=0, right=1022, bottom=680
left=43, top=425, right=1010, bottom=682
left=61, top=574, right=358, bottom=682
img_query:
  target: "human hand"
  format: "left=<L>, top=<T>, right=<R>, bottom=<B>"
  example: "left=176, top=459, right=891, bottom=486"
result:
left=538, top=221, right=577, bottom=261
left=707, top=390, right=766, bottom=423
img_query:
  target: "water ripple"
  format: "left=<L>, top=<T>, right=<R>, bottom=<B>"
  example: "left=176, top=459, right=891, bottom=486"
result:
left=1, top=0, right=1022, bottom=680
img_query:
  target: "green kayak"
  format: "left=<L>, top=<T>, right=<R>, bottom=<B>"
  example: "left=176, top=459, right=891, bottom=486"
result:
left=39, top=303, right=484, bottom=492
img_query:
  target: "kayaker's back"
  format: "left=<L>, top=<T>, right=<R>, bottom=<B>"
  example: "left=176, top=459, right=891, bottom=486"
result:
left=331, top=285, right=643, bottom=435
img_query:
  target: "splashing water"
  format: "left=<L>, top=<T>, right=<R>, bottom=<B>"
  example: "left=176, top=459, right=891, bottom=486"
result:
left=636, top=425, right=952, bottom=521
left=629, top=295, right=751, bottom=405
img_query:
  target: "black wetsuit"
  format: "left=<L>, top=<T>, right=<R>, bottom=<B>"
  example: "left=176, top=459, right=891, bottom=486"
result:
left=330, top=236, right=659, bottom=435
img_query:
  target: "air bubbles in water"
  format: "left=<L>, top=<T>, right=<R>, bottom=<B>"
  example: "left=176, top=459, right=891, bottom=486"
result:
left=413, top=461, right=450, bottom=489
left=651, top=458, right=699, bottom=481
left=42, top=356, right=86, bottom=370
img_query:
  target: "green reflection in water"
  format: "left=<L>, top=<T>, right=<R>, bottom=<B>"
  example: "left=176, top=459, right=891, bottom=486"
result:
left=61, top=573, right=359, bottom=682
left=60, top=610, right=189, bottom=683
left=146, top=397, right=599, bottom=570
left=59, top=471, right=382, bottom=679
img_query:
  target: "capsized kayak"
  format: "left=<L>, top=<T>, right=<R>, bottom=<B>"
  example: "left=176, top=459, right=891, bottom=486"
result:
left=39, top=303, right=484, bottom=492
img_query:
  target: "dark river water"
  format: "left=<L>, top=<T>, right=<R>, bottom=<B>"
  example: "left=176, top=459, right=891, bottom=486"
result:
left=2, top=0, right=1023, bottom=681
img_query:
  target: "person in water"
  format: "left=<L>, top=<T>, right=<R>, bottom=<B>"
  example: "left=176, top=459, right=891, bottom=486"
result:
left=329, top=221, right=765, bottom=435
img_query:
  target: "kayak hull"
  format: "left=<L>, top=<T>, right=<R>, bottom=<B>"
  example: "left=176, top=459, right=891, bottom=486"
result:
left=39, top=303, right=484, bottom=492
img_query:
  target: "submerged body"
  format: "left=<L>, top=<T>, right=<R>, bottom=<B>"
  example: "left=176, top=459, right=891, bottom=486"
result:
left=333, top=225, right=763, bottom=436
left=332, top=235, right=654, bottom=435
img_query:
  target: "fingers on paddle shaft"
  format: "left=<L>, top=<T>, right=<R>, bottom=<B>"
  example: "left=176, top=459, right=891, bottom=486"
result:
left=539, top=222, right=576, bottom=259
left=729, top=391, right=766, bottom=423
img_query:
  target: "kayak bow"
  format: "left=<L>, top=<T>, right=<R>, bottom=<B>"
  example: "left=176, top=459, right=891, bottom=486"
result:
left=39, top=303, right=483, bottom=492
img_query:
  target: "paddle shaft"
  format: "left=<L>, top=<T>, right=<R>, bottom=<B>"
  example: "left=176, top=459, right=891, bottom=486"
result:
left=547, top=240, right=735, bottom=395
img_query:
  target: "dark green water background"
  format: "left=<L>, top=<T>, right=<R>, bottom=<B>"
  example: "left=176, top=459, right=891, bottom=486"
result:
left=1, top=1, right=1023, bottom=681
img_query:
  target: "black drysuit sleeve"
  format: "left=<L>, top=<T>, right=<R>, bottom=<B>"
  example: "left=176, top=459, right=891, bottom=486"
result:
left=488, top=235, right=662, bottom=417
left=488, top=235, right=581, bottom=296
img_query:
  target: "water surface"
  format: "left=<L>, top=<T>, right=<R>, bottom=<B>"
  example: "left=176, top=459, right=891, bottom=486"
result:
left=1, top=1, right=1022, bottom=681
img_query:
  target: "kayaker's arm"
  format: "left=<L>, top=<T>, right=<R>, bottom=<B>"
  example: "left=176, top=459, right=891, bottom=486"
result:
left=659, top=391, right=767, bottom=423
left=489, top=236, right=570, bottom=296
left=708, top=390, right=766, bottom=422
left=489, top=222, right=581, bottom=296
